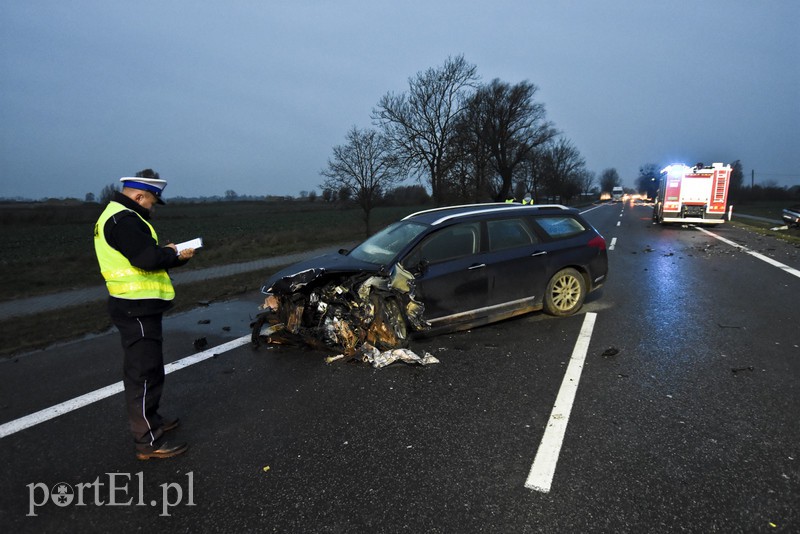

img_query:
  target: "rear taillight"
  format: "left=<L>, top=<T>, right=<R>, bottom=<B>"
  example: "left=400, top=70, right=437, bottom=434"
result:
left=588, top=235, right=606, bottom=250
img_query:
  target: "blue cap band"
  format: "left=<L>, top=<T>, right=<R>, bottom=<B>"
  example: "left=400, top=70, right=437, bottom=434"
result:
left=123, top=180, right=162, bottom=196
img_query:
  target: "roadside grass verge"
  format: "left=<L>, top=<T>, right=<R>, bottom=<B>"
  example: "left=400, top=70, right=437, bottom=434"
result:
left=731, top=200, right=793, bottom=221
left=729, top=201, right=800, bottom=247
left=727, top=220, right=800, bottom=247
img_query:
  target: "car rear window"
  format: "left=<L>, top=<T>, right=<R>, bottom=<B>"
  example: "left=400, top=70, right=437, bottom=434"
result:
left=487, top=218, right=537, bottom=251
left=534, top=216, right=586, bottom=239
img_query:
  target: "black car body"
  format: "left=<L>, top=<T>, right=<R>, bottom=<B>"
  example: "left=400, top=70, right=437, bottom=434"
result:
left=253, top=203, right=608, bottom=353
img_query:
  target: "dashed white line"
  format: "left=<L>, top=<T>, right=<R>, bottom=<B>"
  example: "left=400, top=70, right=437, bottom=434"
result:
left=609, top=237, right=617, bottom=250
left=525, top=312, right=597, bottom=493
left=616, top=221, right=621, bottom=227
left=0, top=335, right=251, bottom=439
left=695, top=227, right=800, bottom=280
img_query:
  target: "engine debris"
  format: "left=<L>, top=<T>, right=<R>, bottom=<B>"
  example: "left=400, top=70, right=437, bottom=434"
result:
left=251, top=263, right=430, bottom=362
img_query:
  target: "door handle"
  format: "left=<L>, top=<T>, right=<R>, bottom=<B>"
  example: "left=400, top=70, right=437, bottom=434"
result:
left=468, top=263, right=486, bottom=270
left=531, top=251, right=548, bottom=257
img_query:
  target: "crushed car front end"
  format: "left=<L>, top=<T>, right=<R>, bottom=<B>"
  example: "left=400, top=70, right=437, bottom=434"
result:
left=251, top=251, right=429, bottom=356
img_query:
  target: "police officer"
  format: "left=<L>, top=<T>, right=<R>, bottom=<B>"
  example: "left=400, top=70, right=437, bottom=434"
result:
left=522, top=192, right=534, bottom=205
left=94, top=169, right=196, bottom=460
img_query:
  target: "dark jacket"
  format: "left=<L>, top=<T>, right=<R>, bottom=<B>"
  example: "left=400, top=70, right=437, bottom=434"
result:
left=103, top=192, right=188, bottom=317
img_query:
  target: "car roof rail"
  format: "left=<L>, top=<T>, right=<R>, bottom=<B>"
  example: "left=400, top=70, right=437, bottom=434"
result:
left=528, top=204, right=571, bottom=211
left=403, top=202, right=509, bottom=220
left=428, top=204, right=571, bottom=225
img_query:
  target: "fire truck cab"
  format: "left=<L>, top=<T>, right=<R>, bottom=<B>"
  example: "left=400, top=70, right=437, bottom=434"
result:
left=653, top=162, right=732, bottom=224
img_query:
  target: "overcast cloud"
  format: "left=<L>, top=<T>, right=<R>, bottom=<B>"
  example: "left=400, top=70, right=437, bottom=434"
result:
left=1, top=0, right=798, bottom=200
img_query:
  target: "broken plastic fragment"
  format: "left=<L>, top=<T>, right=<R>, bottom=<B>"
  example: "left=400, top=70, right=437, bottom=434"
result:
left=389, top=262, right=414, bottom=292
left=359, top=343, right=440, bottom=369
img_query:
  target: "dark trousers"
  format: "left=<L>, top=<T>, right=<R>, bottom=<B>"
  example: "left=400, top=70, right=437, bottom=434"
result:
left=110, top=310, right=168, bottom=448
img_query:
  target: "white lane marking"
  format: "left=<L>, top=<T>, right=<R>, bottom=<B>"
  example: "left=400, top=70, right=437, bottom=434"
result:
left=0, top=335, right=251, bottom=439
left=609, top=237, right=617, bottom=250
left=616, top=221, right=621, bottom=227
left=695, top=227, right=800, bottom=280
left=525, top=312, right=597, bottom=493
left=578, top=204, right=605, bottom=214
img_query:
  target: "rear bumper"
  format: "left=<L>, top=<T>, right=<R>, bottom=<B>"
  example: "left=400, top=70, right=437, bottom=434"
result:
left=661, top=216, right=725, bottom=224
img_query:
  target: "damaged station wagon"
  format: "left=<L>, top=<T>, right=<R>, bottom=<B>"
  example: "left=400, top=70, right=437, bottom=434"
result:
left=252, top=203, right=608, bottom=355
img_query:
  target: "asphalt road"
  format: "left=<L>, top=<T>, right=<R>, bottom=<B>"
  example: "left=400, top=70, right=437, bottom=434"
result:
left=1, top=201, right=798, bottom=533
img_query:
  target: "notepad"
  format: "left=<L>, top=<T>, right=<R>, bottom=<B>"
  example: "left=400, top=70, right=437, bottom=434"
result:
left=176, top=237, right=203, bottom=253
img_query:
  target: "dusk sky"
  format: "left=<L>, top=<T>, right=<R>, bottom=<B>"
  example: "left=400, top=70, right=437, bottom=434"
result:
left=1, top=1, right=798, bottom=200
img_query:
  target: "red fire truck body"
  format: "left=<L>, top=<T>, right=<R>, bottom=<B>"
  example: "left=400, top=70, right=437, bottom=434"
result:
left=653, top=163, right=732, bottom=224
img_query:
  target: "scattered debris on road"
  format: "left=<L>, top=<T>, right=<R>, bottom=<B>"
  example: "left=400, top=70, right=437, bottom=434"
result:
left=326, top=342, right=439, bottom=368
left=193, top=337, right=208, bottom=351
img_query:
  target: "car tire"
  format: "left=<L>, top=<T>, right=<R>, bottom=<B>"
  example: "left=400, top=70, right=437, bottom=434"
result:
left=369, top=296, right=409, bottom=350
left=543, top=268, right=586, bottom=317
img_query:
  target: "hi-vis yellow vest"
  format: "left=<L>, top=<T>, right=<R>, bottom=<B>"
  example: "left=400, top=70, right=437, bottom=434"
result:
left=94, top=201, right=175, bottom=301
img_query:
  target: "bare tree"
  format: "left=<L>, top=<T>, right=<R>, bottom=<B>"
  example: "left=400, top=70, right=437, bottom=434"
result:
left=599, top=168, right=621, bottom=194
left=728, top=159, right=744, bottom=201
left=470, top=79, right=556, bottom=201
left=373, top=55, right=479, bottom=205
left=540, top=137, right=587, bottom=203
left=320, top=126, right=403, bottom=236
left=446, top=98, right=494, bottom=203
left=635, top=164, right=659, bottom=199
left=99, top=183, right=118, bottom=203
left=577, top=169, right=596, bottom=197
left=517, top=149, right=547, bottom=203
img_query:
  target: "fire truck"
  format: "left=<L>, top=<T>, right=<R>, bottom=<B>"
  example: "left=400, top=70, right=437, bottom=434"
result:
left=653, top=162, right=732, bottom=224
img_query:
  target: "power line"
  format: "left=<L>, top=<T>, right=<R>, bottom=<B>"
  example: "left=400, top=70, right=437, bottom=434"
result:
left=752, top=171, right=798, bottom=177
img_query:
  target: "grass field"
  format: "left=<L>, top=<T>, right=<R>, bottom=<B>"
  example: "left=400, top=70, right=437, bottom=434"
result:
left=0, top=200, right=425, bottom=302
left=731, top=200, right=794, bottom=221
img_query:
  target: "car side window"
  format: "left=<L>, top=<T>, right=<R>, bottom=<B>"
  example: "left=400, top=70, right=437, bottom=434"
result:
left=406, top=222, right=480, bottom=265
left=487, top=218, right=536, bottom=251
left=534, top=216, right=586, bottom=239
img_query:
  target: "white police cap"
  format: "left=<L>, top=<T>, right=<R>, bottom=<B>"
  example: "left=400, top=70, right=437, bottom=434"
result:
left=120, top=176, right=168, bottom=204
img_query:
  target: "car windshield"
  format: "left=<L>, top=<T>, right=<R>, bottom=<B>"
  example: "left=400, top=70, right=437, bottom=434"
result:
left=348, top=221, right=429, bottom=265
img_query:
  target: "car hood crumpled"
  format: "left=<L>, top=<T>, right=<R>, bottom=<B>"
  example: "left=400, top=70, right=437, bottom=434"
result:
left=252, top=257, right=431, bottom=363
left=261, top=252, right=381, bottom=295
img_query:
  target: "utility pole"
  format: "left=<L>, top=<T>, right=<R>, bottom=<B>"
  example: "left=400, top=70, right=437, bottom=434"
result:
left=751, top=169, right=754, bottom=188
